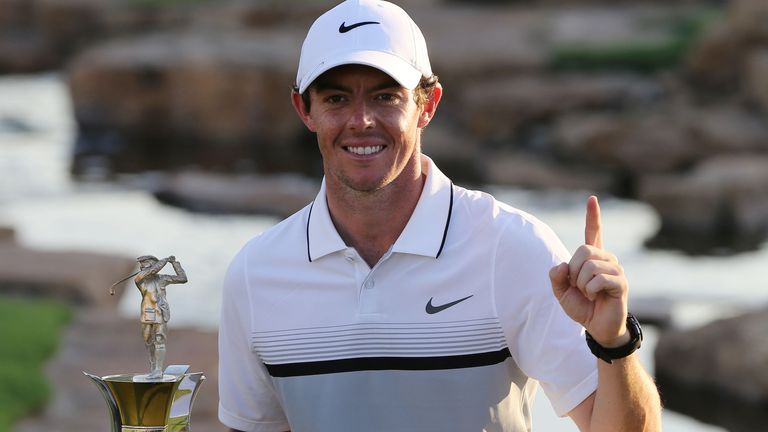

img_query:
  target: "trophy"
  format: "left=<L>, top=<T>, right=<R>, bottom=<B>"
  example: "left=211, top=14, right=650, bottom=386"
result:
left=85, top=255, right=205, bottom=432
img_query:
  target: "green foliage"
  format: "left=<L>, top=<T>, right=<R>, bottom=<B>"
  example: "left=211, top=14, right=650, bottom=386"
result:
left=550, top=12, right=722, bottom=73
left=0, top=297, right=72, bottom=432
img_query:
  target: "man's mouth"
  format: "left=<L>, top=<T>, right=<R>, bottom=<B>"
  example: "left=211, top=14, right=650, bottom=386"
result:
left=344, top=145, right=384, bottom=156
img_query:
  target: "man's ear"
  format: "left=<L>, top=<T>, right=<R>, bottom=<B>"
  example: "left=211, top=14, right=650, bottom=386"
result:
left=291, top=91, right=316, bottom=132
left=417, top=83, right=442, bottom=129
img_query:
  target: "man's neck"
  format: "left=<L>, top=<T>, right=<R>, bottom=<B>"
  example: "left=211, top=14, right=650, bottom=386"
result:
left=326, top=158, right=427, bottom=268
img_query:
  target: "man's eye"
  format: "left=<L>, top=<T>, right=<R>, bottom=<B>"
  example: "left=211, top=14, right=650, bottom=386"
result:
left=376, top=93, right=400, bottom=103
left=325, top=95, right=345, bottom=103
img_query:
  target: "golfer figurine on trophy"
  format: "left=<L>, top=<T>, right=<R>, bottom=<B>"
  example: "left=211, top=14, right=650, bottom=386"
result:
left=85, top=254, right=205, bottom=432
left=134, top=255, right=187, bottom=381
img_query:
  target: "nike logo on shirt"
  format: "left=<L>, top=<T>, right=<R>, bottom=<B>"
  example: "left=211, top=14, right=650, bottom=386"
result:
left=338, top=21, right=380, bottom=33
left=425, top=295, right=474, bottom=314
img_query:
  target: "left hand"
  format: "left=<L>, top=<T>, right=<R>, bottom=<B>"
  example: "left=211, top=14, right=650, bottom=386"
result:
left=549, top=196, right=629, bottom=347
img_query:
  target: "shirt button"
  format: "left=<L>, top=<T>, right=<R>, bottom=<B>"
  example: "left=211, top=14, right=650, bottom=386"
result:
left=364, top=279, right=374, bottom=289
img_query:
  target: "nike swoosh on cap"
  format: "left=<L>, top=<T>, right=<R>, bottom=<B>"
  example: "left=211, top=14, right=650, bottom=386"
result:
left=338, top=21, right=380, bottom=33
left=425, top=295, right=474, bottom=314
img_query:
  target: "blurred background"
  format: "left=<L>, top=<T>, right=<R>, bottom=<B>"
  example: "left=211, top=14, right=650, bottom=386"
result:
left=1, top=0, right=767, bottom=431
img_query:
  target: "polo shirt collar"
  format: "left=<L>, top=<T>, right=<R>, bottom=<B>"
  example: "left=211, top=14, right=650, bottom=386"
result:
left=391, top=156, right=453, bottom=258
left=306, top=180, right=347, bottom=262
left=306, top=155, right=454, bottom=262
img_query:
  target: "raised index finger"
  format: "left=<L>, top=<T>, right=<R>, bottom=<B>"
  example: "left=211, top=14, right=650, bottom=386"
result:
left=585, top=195, right=603, bottom=249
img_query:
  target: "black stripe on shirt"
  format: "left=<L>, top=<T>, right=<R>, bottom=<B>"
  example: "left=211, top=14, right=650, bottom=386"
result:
left=306, top=199, right=315, bottom=263
left=264, top=348, right=511, bottom=378
left=435, top=182, right=454, bottom=259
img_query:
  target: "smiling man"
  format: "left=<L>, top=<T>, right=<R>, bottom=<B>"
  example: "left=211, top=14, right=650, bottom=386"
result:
left=218, top=1, right=661, bottom=431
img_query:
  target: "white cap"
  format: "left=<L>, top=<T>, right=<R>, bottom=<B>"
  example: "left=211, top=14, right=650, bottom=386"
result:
left=296, top=0, right=432, bottom=94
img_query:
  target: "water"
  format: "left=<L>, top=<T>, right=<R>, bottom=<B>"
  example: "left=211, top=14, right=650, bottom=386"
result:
left=4, top=73, right=764, bottom=431
left=0, top=74, right=279, bottom=328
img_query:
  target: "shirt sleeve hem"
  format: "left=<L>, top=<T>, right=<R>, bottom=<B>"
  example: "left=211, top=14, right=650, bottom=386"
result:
left=218, top=403, right=290, bottom=432
left=551, top=369, right=598, bottom=417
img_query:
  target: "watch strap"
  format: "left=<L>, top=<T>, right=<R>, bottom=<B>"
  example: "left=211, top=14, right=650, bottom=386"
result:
left=585, top=313, right=643, bottom=364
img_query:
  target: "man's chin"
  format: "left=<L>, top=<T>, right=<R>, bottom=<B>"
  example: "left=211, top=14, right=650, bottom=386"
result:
left=334, top=175, right=389, bottom=194
left=346, top=180, right=387, bottom=194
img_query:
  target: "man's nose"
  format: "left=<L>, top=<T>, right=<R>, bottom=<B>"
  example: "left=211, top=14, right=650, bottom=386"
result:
left=348, top=99, right=375, bottom=129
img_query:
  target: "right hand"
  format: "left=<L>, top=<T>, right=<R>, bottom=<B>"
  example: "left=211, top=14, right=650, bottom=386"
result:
left=167, top=255, right=176, bottom=262
left=549, top=196, right=629, bottom=348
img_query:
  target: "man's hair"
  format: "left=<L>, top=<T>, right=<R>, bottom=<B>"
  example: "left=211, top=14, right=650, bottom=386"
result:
left=414, top=74, right=440, bottom=108
left=295, top=74, right=440, bottom=113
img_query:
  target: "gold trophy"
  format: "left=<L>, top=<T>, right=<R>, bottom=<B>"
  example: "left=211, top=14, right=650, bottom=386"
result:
left=85, top=255, right=205, bottom=432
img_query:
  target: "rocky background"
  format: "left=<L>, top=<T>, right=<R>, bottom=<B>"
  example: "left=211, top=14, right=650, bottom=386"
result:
left=3, top=0, right=768, bottom=254
left=2, top=0, right=768, bottom=431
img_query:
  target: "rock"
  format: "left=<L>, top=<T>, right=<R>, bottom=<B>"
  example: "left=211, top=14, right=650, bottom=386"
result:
left=151, top=171, right=318, bottom=218
left=0, top=0, right=173, bottom=72
left=229, top=0, right=330, bottom=30
left=3, top=0, right=543, bottom=75
left=554, top=111, right=696, bottom=174
left=640, top=155, right=768, bottom=254
left=685, top=22, right=746, bottom=93
left=729, top=0, right=768, bottom=43
left=415, top=8, right=547, bottom=86
left=484, top=152, right=614, bottom=192
left=0, top=0, right=275, bottom=73
left=67, top=29, right=313, bottom=177
left=421, top=122, right=486, bottom=185
left=0, top=226, right=15, bottom=243
left=686, top=0, right=768, bottom=97
left=686, top=105, right=768, bottom=153
left=33, top=0, right=113, bottom=55
left=0, top=0, right=33, bottom=30
left=555, top=105, right=768, bottom=184
left=459, top=74, right=661, bottom=143
left=746, top=50, right=768, bottom=114
left=655, top=308, right=768, bottom=431
left=0, top=243, right=136, bottom=307
left=0, top=30, right=59, bottom=72
left=630, top=296, right=674, bottom=329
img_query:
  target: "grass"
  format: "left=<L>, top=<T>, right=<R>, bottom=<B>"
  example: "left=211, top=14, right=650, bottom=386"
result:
left=0, top=297, right=72, bottom=432
left=550, top=11, right=722, bottom=73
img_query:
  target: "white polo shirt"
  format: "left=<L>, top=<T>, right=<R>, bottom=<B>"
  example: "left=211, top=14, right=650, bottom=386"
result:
left=218, top=156, right=598, bottom=432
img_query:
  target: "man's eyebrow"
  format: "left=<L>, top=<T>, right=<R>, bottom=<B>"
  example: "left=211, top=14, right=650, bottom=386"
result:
left=312, top=77, right=403, bottom=93
left=370, top=79, right=402, bottom=92
left=312, top=80, right=347, bottom=93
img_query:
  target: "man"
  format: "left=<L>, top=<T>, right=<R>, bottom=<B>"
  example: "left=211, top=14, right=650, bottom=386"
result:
left=134, top=254, right=187, bottom=379
left=218, top=0, right=661, bottom=431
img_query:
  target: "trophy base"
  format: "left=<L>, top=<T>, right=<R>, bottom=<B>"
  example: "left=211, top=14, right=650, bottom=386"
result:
left=85, top=366, right=205, bottom=432
left=121, top=428, right=167, bottom=432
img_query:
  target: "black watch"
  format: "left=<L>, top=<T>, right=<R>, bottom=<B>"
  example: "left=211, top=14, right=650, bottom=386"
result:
left=585, top=313, right=643, bottom=364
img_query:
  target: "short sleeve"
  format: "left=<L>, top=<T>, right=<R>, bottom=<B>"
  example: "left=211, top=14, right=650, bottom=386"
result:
left=494, top=213, right=598, bottom=417
left=218, top=242, right=291, bottom=432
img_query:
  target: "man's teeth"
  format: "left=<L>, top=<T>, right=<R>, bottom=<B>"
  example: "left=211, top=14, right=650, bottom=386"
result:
left=347, top=145, right=383, bottom=155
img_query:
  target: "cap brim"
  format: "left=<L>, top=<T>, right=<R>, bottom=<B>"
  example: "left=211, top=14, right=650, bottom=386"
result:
left=298, top=50, right=423, bottom=94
